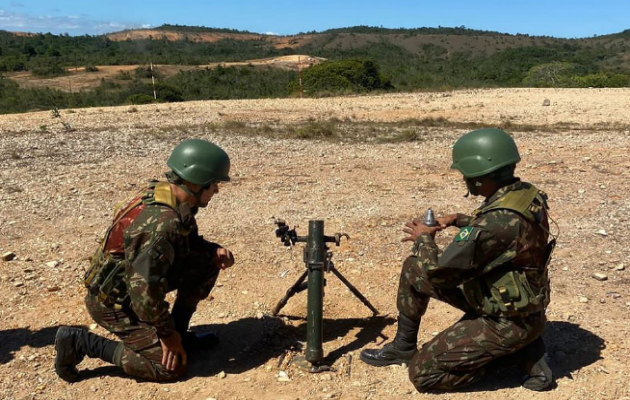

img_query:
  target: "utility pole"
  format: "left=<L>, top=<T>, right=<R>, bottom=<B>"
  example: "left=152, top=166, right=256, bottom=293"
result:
left=298, top=56, right=303, bottom=98
left=150, top=62, right=157, bottom=100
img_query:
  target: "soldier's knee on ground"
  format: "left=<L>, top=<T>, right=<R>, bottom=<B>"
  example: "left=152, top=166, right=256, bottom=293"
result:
left=119, top=346, right=185, bottom=382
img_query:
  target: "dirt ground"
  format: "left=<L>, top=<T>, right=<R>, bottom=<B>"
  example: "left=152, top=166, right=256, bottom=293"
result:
left=0, top=88, right=629, bottom=400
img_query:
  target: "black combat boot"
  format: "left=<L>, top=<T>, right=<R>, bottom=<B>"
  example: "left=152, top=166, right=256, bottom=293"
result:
left=54, top=326, right=121, bottom=383
left=520, top=337, right=554, bottom=391
left=171, top=304, right=219, bottom=352
left=360, top=315, right=419, bottom=367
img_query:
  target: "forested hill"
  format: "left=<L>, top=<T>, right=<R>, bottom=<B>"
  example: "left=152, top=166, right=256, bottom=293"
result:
left=1, top=24, right=630, bottom=114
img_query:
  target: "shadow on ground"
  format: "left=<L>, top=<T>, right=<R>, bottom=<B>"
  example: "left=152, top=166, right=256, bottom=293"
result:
left=458, top=320, right=604, bottom=392
left=1, top=319, right=596, bottom=389
left=0, top=314, right=393, bottom=381
left=184, top=314, right=395, bottom=379
left=0, top=326, right=59, bottom=364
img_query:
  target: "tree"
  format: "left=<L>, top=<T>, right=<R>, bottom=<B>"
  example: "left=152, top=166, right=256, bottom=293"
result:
left=523, top=62, right=578, bottom=87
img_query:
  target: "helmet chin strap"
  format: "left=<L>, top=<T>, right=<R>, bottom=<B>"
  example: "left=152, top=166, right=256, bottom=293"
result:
left=165, top=171, right=205, bottom=206
left=464, top=178, right=483, bottom=197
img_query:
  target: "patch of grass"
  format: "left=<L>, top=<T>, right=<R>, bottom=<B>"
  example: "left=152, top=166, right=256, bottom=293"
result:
left=293, top=121, right=336, bottom=139
left=382, top=128, right=424, bottom=143
left=223, top=120, right=247, bottom=130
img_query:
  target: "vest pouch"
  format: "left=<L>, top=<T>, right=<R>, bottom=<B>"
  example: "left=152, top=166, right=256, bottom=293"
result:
left=84, top=249, right=113, bottom=292
left=462, top=279, right=500, bottom=316
left=486, top=269, right=539, bottom=316
left=97, top=258, right=128, bottom=307
left=84, top=249, right=128, bottom=308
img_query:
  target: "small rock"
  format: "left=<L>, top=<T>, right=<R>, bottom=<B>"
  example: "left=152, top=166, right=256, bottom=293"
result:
left=2, top=252, right=16, bottom=261
left=592, top=273, right=608, bottom=281
left=542, top=99, right=551, bottom=106
left=14, top=281, right=24, bottom=288
left=596, top=230, right=608, bottom=236
left=276, top=370, right=290, bottom=382
left=218, top=371, right=226, bottom=379
left=578, top=296, right=589, bottom=303
left=46, top=286, right=61, bottom=292
left=89, top=323, right=98, bottom=330
left=615, top=264, right=625, bottom=271
left=256, top=312, right=264, bottom=319
left=46, top=261, right=59, bottom=268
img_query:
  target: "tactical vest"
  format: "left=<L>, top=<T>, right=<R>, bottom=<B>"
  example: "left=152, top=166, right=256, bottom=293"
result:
left=83, top=181, right=181, bottom=309
left=461, top=184, right=555, bottom=318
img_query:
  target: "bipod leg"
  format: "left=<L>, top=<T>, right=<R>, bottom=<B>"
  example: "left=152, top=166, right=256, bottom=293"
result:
left=272, top=270, right=308, bottom=316
left=330, top=267, right=379, bottom=316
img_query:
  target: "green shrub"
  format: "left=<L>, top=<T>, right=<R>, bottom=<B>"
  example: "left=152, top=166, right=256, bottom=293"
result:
left=293, top=58, right=393, bottom=96
left=125, top=94, right=156, bottom=104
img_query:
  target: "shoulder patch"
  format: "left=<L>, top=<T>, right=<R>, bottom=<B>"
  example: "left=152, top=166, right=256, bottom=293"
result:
left=455, top=226, right=476, bottom=242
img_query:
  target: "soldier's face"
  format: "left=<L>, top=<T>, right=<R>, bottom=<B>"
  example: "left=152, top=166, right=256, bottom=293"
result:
left=198, top=182, right=220, bottom=207
left=464, top=177, right=482, bottom=196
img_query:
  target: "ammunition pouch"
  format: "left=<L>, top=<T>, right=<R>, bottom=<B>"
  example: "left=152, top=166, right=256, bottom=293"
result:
left=84, top=249, right=129, bottom=309
left=462, top=268, right=547, bottom=317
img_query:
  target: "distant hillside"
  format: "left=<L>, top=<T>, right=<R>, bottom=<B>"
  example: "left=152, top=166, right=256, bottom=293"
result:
left=1, top=24, right=630, bottom=114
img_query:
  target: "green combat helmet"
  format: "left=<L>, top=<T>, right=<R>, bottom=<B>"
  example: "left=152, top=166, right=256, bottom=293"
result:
left=167, top=139, right=231, bottom=185
left=451, top=128, right=521, bottom=178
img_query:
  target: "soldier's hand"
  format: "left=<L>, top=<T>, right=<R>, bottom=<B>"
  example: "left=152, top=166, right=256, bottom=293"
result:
left=160, top=331, right=187, bottom=371
left=214, top=247, right=235, bottom=270
left=401, top=219, right=443, bottom=242
left=435, top=213, right=458, bottom=228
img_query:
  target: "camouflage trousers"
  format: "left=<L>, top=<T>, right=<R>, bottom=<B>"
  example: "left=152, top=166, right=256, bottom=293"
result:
left=397, top=256, right=546, bottom=391
left=85, top=252, right=221, bottom=382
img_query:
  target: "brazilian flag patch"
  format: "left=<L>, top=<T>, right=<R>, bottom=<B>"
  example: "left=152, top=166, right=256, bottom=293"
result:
left=455, top=227, right=475, bottom=242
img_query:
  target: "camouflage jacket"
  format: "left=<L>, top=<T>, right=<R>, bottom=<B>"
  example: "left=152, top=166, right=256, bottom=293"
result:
left=412, top=180, right=552, bottom=316
left=92, top=182, right=201, bottom=337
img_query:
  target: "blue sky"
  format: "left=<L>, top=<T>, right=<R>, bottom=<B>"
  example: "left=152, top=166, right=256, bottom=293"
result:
left=0, top=0, right=628, bottom=38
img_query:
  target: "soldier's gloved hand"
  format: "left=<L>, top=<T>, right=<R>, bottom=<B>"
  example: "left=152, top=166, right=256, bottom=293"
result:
left=160, top=331, right=187, bottom=371
left=436, top=213, right=458, bottom=228
left=402, top=219, right=443, bottom=242
left=213, top=247, right=235, bottom=270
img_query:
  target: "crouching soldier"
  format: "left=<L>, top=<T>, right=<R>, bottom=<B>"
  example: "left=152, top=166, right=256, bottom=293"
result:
left=360, top=128, right=556, bottom=392
left=55, top=139, right=234, bottom=382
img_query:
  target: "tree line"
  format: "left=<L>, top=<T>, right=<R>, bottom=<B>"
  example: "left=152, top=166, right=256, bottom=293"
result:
left=1, top=26, right=629, bottom=114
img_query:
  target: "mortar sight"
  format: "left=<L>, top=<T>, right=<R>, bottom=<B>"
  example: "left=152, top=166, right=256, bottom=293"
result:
left=273, top=218, right=301, bottom=246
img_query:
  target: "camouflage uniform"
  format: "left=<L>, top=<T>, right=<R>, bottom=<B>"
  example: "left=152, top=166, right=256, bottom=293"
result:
left=84, top=181, right=221, bottom=381
left=399, top=180, right=552, bottom=391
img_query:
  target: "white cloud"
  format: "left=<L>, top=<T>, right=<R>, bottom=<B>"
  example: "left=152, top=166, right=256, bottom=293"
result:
left=0, top=10, right=143, bottom=35
left=264, top=31, right=279, bottom=36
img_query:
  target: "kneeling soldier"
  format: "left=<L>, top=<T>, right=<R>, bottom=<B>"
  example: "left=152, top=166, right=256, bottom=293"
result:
left=55, top=139, right=234, bottom=382
left=361, top=128, right=555, bottom=392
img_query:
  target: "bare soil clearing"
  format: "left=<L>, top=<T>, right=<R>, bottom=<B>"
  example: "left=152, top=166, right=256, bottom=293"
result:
left=6, top=55, right=324, bottom=92
left=0, top=89, right=629, bottom=400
